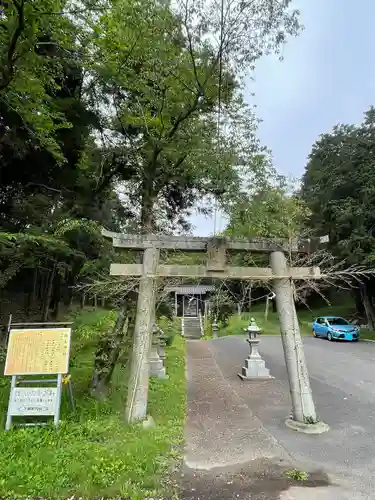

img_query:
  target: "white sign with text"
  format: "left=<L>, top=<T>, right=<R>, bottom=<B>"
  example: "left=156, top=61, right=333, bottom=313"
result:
left=8, top=387, right=58, bottom=416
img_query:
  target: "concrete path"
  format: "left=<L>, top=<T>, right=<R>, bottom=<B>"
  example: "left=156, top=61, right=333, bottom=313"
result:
left=178, top=336, right=375, bottom=499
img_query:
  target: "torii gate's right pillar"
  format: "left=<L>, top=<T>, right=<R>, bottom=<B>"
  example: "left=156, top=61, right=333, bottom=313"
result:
left=270, top=251, right=329, bottom=434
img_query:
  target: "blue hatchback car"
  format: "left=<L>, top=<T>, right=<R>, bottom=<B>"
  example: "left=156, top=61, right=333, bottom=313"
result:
left=312, top=316, right=360, bottom=341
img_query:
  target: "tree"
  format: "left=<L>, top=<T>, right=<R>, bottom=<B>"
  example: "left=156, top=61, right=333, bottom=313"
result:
left=0, top=0, right=302, bottom=411
left=0, top=0, right=130, bottom=315
left=218, top=172, right=310, bottom=308
left=301, top=107, right=375, bottom=327
left=89, top=0, right=301, bottom=231
left=88, top=0, right=302, bottom=422
left=0, top=0, right=83, bottom=159
left=225, top=175, right=310, bottom=240
left=208, top=288, right=236, bottom=326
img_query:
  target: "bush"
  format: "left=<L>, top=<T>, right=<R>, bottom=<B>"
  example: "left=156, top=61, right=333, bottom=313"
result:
left=219, top=315, right=249, bottom=336
left=204, top=316, right=212, bottom=337
left=158, top=316, right=180, bottom=346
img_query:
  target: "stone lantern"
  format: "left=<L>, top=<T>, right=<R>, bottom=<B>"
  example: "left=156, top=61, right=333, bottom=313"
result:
left=212, top=318, right=219, bottom=339
left=157, top=331, right=167, bottom=363
left=149, top=323, right=168, bottom=379
left=237, top=318, right=273, bottom=380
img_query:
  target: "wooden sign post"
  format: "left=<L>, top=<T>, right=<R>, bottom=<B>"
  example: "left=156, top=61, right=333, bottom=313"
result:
left=4, top=326, right=73, bottom=430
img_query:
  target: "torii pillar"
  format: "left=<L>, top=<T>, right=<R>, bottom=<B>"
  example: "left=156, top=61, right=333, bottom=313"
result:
left=270, top=251, right=329, bottom=434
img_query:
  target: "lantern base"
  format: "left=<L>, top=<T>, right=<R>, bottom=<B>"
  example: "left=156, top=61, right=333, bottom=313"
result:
left=149, top=349, right=169, bottom=379
left=237, top=357, right=273, bottom=380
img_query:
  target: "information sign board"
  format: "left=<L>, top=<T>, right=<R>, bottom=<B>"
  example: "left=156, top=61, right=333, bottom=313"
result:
left=4, top=328, right=71, bottom=376
left=4, top=326, right=73, bottom=430
left=8, top=387, right=58, bottom=416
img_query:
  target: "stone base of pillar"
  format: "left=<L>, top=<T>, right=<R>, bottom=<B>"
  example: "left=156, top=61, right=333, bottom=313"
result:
left=285, top=417, right=329, bottom=434
left=237, top=339, right=273, bottom=380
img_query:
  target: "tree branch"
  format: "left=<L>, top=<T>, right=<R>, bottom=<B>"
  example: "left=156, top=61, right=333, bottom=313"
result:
left=0, top=0, right=26, bottom=91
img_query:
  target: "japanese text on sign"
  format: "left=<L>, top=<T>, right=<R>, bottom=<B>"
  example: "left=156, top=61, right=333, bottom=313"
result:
left=4, top=328, right=71, bottom=375
left=8, top=387, right=58, bottom=416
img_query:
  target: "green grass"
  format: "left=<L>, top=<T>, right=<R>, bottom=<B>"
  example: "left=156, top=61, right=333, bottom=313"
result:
left=217, top=308, right=313, bottom=337
left=216, top=303, right=375, bottom=340
left=0, top=309, right=186, bottom=499
left=360, top=328, right=375, bottom=340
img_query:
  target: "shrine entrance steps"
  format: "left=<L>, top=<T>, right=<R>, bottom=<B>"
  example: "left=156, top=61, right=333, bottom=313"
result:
left=183, top=317, right=201, bottom=339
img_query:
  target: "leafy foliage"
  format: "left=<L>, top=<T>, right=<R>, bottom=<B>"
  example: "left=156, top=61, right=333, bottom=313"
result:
left=209, top=288, right=236, bottom=326
left=0, top=0, right=80, bottom=159
left=225, top=171, right=309, bottom=240
left=301, top=107, right=375, bottom=326
left=88, top=0, right=301, bottom=230
left=301, top=107, right=375, bottom=266
left=1, top=0, right=303, bottom=304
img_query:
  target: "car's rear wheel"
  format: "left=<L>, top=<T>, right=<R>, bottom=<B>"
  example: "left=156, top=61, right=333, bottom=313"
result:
left=327, top=332, right=333, bottom=341
left=312, top=329, right=317, bottom=337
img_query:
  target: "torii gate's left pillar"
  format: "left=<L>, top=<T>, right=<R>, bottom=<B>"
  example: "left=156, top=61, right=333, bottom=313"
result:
left=125, top=246, right=160, bottom=423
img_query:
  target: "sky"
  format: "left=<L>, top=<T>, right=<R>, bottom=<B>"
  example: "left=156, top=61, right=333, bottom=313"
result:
left=190, top=0, right=375, bottom=236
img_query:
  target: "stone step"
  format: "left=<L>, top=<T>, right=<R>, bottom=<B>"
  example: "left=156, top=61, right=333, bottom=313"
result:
left=185, top=333, right=201, bottom=339
left=183, top=317, right=201, bottom=339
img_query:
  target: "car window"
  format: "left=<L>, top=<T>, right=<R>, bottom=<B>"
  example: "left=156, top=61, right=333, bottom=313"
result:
left=328, top=317, right=348, bottom=326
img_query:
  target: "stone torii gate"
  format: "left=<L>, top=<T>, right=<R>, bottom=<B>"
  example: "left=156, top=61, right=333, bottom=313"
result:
left=103, top=230, right=326, bottom=432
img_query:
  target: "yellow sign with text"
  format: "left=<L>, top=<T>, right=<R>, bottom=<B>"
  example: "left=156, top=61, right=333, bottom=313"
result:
left=4, top=328, right=71, bottom=376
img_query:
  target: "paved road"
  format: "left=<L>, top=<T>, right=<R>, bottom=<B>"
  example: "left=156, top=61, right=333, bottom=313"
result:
left=209, top=336, right=375, bottom=497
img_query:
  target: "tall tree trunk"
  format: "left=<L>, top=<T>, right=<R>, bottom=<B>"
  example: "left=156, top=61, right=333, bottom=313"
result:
left=124, top=187, right=158, bottom=422
left=27, top=267, right=38, bottom=313
left=360, top=282, right=375, bottom=329
left=64, top=272, right=75, bottom=307
left=248, top=284, right=252, bottom=312
left=42, top=264, right=56, bottom=322
left=39, top=271, right=46, bottom=303
left=353, top=288, right=365, bottom=318
left=140, top=183, right=155, bottom=232
left=51, top=271, right=62, bottom=319
left=90, top=303, right=129, bottom=399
